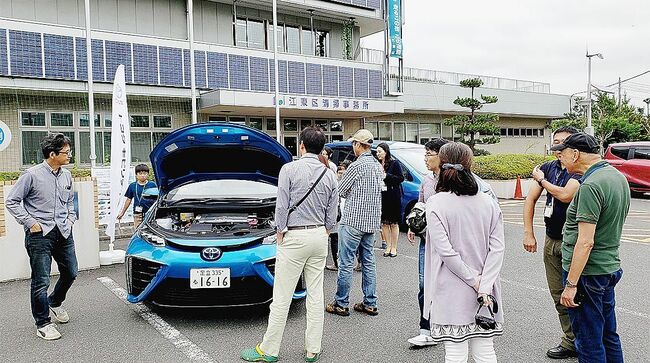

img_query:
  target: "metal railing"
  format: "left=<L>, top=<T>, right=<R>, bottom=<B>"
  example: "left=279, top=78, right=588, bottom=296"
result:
left=357, top=48, right=551, bottom=93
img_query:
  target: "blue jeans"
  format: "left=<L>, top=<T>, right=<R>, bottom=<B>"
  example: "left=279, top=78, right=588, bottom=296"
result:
left=335, top=224, right=377, bottom=308
left=418, top=236, right=429, bottom=332
left=563, top=269, right=624, bottom=363
left=25, top=227, right=78, bottom=328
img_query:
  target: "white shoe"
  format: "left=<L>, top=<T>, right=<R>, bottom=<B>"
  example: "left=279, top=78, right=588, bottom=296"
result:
left=49, top=305, right=69, bottom=324
left=408, top=334, right=437, bottom=347
left=36, top=323, right=61, bottom=340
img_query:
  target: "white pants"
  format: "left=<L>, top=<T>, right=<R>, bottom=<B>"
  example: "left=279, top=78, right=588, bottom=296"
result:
left=444, top=338, right=497, bottom=363
left=259, top=227, right=328, bottom=356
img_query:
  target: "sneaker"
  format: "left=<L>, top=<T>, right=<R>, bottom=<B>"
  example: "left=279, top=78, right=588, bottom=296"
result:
left=408, top=334, right=437, bottom=347
left=353, top=302, right=378, bottom=316
left=49, top=305, right=69, bottom=324
left=36, top=323, right=61, bottom=340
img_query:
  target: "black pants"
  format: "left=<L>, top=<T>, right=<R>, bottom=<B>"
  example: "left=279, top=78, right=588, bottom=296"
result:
left=329, top=233, right=339, bottom=268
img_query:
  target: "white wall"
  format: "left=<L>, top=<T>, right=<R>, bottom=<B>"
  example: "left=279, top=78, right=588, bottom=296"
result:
left=1, top=180, right=100, bottom=282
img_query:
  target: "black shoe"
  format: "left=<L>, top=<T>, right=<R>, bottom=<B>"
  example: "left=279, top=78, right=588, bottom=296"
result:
left=546, top=345, right=578, bottom=359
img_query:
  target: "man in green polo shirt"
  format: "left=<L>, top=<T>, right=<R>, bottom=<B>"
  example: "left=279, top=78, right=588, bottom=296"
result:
left=550, top=132, right=630, bottom=363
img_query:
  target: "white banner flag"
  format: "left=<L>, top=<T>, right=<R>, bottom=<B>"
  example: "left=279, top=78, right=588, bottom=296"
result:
left=105, top=65, right=131, bottom=242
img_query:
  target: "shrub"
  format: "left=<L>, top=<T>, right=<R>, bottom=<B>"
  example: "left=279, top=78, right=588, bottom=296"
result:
left=473, top=154, right=554, bottom=180
left=0, top=172, right=21, bottom=181
left=0, top=168, right=92, bottom=181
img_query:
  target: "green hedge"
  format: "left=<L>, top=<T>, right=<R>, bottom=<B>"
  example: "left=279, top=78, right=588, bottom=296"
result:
left=473, top=154, right=554, bottom=180
left=0, top=168, right=92, bottom=181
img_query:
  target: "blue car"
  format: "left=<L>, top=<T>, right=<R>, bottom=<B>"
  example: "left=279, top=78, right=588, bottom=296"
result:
left=125, top=123, right=306, bottom=307
left=326, top=141, right=497, bottom=226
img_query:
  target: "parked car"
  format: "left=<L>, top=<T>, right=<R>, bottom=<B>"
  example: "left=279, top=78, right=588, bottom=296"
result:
left=327, top=141, right=497, bottom=226
left=604, top=141, right=650, bottom=196
left=125, top=123, right=306, bottom=307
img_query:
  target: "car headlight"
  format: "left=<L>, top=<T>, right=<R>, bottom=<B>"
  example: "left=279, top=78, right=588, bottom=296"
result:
left=262, top=234, right=277, bottom=245
left=137, top=226, right=166, bottom=247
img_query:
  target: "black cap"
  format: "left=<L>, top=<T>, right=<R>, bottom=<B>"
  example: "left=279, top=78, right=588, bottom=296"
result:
left=549, top=132, right=599, bottom=153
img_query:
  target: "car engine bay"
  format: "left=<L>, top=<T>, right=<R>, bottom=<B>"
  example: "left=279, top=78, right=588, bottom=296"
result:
left=154, top=211, right=275, bottom=237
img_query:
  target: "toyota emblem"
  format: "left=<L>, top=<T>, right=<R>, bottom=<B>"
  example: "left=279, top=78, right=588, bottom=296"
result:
left=201, top=247, right=222, bottom=261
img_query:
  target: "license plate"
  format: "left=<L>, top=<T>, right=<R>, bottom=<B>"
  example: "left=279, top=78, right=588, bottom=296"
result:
left=190, top=268, right=230, bottom=289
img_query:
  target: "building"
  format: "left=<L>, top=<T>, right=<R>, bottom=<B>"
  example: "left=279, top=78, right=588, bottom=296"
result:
left=0, top=0, right=568, bottom=172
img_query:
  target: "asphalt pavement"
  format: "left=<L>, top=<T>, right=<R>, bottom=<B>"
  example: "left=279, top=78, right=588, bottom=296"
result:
left=1, top=198, right=648, bottom=363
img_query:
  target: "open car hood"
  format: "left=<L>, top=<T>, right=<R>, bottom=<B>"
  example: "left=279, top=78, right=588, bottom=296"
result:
left=150, top=123, right=292, bottom=194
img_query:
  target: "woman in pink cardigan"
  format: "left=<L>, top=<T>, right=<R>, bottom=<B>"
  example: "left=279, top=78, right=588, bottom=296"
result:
left=423, top=142, right=505, bottom=363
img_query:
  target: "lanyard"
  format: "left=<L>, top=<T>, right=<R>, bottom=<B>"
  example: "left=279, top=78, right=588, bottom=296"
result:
left=134, top=183, right=145, bottom=204
left=580, top=162, right=608, bottom=184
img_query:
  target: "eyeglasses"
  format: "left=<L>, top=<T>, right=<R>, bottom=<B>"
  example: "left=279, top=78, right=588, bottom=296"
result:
left=424, top=152, right=438, bottom=158
left=58, top=150, right=73, bottom=156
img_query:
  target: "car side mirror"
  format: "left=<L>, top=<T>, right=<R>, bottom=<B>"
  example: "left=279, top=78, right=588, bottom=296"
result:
left=142, top=187, right=159, bottom=199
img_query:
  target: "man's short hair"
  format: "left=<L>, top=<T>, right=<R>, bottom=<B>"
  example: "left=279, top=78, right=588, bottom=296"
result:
left=135, top=164, right=150, bottom=173
left=40, top=133, right=71, bottom=159
left=424, top=138, right=450, bottom=154
left=554, top=126, right=580, bottom=135
left=300, top=126, right=327, bottom=154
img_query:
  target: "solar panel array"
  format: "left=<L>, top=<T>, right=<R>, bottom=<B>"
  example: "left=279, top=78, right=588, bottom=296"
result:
left=1, top=29, right=383, bottom=99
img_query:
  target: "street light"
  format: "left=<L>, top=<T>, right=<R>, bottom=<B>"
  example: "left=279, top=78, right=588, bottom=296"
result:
left=586, top=51, right=604, bottom=136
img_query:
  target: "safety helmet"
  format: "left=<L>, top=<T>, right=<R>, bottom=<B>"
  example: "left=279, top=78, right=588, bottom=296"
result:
left=406, top=202, right=427, bottom=235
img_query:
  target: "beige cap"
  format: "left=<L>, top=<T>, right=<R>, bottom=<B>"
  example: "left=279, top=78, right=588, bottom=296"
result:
left=348, top=129, right=374, bottom=145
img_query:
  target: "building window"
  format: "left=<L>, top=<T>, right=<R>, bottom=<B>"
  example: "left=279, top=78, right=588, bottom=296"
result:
left=131, top=132, right=153, bottom=162
left=315, top=119, right=328, bottom=131
left=266, top=118, right=277, bottom=131
left=209, top=116, right=227, bottom=122
left=249, top=117, right=263, bottom=130
left=393, top=123, right=406, bottom=142
left=79, top=131, right=103, bottom=164
left=80, top=113, right=100, bottom=127
left=300, top=119, right=313, bottom=130
left=51, top=113, right=74, bottom=127
left=131, top=115, right=150, bottom=128
left=330, top=120, right=343, bottom=132
left=21, top=112, right=46, bottom=126
left=235, top=18, right=266, bottom=50
left=500, top=128, right=507, bottom=136
left=419, top=123, right=442, bottom=143
left=22, top=131, right=49, bottom=165
left=153, top=115, right=172, bottom=128
left=286, top=26, right=301, bottom=54
left=283, top=119, right=298, bottom=132
left=269, top=24, right=284, bottom=52
left=104, top=113, right=112, bottom=128
left=406, top=123, right=418, bottom=143
left=228, top=116, right=246, bottom=125
left=365, top=121, right=378, bottom=139
left=153, top=132, right=170, bottom=147
left=301, top=28, right=313, bottom=55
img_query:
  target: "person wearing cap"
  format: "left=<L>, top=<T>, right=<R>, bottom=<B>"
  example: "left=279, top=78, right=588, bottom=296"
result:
left=241, top=127, right=338, bottom=363
left=523, top=126, right=581, bottom=359
left=551, top=132, right=630, bottom=363
left=326, top=129, right=384, bottom=317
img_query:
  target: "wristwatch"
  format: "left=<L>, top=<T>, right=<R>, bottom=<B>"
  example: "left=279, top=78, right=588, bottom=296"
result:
left=537, top=177, right=546, bottom=186
left=565, top=279, right=578, bottom=288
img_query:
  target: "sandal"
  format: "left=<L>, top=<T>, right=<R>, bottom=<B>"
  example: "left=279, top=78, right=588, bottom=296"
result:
left=353, top=302, right=379, bottom=316
left=240, top=344, right=278, bottom=362
left=325, top=301, right=350, bottom=316
left=389, top=253, right=397, bottom=258
left=325, top=265, right=338, bottom=271
left=305, top=352, right=321, bottom=362
left=383, top=251, right=390, bottom=257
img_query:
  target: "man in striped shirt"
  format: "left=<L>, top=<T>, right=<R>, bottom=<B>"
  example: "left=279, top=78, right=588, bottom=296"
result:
left=326, top=129, right=384, bottom=317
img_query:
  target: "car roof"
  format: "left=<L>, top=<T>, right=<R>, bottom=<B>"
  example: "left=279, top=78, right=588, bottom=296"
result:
left=608, top=141, right=650, bottom=148
left=327, top=141, right=424, bottom=150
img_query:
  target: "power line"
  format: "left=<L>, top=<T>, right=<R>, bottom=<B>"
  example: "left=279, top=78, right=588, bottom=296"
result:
left=606, top=70, right=650, bottom=87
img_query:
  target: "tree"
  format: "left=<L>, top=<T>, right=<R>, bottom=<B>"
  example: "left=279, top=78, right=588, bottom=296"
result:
left=444, top=78, right=500, bottom=154
left=552, top=92, right=645, bottom=153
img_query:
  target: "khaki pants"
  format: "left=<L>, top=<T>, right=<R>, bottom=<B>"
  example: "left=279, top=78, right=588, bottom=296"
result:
left=544, top=235, right=576, bottom=351
left=259, top=227, right=328, bottom=356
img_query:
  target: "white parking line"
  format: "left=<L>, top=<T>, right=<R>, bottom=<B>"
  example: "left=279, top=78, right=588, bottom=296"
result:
left=97, top=277, right=215, bottom=363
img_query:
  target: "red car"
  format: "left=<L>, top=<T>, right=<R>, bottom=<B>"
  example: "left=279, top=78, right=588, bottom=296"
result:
left=604, top=141, right=650, bottom=196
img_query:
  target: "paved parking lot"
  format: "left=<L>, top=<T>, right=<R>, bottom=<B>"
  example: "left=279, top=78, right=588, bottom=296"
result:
left=1, top=198, right=648, bottom=363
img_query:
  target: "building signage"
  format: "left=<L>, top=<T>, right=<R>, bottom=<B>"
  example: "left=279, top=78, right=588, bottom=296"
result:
left=388, top=0, right=403, bottom=58
left=274, top=96, right=371, bottom=111
left=0, top=121, right=11, bottom=152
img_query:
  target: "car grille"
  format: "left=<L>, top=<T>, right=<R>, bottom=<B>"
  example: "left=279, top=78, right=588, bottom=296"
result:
left=128, top=257, right=164, bottom=296
left=149, top=276, right=273, bottom=307
left=166, top=239, right=261, bottom=253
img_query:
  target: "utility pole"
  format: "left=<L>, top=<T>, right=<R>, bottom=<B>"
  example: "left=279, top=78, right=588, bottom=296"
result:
left=644, top=98, right=650, bottom=117
left=617, top=77, right=621, bottom=107
left=586, top=51, right=603, bottom=136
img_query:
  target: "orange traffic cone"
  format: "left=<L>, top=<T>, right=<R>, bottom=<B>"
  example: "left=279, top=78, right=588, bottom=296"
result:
left=513, top=176, right=524, bottom=200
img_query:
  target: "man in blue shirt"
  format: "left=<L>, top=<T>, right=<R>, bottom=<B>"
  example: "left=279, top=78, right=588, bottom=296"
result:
left=117, top=164, right=156, bottom=227
left=523, top=126, right=581, bottom=359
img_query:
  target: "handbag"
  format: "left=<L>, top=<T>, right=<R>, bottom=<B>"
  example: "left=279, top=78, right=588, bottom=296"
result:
left=474, top=294, right=499, bottom=330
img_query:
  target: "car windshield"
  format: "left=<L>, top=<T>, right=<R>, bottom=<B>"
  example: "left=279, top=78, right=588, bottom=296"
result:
left=393, top=146, right=428, bottom=175
left=165, top=180, right=277, bottom=202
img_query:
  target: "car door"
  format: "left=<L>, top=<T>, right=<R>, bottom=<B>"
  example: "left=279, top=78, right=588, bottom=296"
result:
left=626, top=147, right=650, bottom=189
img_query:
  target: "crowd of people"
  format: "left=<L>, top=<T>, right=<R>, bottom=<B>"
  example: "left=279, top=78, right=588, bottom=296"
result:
left=6, top=128, right=631, bottom=363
